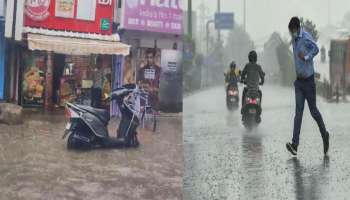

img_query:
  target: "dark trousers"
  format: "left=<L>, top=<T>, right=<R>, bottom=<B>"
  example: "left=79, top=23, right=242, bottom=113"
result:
left=293, top=76, right=327, bottom=146
left=91, top=87, right=102, bottom=108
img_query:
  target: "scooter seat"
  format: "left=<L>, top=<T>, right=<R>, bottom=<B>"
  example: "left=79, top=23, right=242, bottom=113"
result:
left=246, top=89, right=260, bottom=98
left=77, top=105, right=110, bottom=124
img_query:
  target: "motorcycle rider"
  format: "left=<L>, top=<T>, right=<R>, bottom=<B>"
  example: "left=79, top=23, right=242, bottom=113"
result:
left=225, top=61, right=240, bottom=89
left=241, top=51, right=265, bottom=119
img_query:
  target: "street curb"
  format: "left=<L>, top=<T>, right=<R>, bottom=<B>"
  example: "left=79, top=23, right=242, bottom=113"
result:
left=184, top=84, right=222, bottom=98
left=158, top=112, right=182, bottom=118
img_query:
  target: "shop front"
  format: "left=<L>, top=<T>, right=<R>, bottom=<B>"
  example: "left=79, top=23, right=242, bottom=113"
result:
left=119, top=0, right=183, bottom=112
left=17, top=0, right=130, bottom=109
left=18, top=32, right=129, bottom=109
left=19, top=47, right=118, bottom=108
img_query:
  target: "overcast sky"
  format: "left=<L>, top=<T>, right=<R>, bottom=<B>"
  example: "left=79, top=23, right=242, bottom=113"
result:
left=185, top=0, right=350, bottom=43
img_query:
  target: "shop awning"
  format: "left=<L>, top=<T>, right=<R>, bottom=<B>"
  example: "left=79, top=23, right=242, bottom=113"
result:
left=27, top=33, right=130, bottom=56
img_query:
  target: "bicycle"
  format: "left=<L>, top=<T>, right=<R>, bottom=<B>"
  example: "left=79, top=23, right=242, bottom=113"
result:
left=124, top=87, right=157, bottom=132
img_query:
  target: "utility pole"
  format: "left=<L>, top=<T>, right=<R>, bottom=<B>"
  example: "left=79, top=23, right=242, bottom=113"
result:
left=198, top=1, right=209, bottom=53
left=206, top=19, right=214, bottom=55
left=188, top=0, right=192, bottom=39
left=243, top=0, right=246, bottom=31
left=327, top=0, right=331, bottom=25
left=217, top=0, right=221, bottom=43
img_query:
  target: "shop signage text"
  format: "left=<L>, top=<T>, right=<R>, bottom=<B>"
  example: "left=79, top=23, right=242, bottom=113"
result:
left=127, top=0, right=179, bottom=9
left=24, top=0, right=115, bottom=34
left=122, top=0, right=183, bottom=34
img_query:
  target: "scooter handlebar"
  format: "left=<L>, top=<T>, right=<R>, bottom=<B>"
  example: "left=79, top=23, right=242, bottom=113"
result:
left=111, top=88, right=133, bottom=99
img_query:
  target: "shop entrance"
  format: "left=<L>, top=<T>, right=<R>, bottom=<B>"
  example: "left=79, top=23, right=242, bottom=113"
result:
left=52, top=54, right=113, bottom=108
left=52, top=54, right=65, bottom=106
left=19, top=50, right=113, bottom=109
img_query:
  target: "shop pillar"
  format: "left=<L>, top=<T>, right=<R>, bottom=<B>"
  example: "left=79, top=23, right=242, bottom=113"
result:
left=0, top=19, right=5, bottom=100
left=44, top=51, right=53, bottom=110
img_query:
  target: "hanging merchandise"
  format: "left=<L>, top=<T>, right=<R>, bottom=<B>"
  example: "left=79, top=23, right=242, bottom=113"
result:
left=123, top=53, right=135, bottom=85
left=21, top=51, right=46, bottom=107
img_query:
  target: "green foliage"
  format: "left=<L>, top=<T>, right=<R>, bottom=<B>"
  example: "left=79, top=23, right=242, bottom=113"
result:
left=276, top=41, right=295, bottom=86
left=300, top=18, right=319, bottom=42
left=224, top=25, right=254, bottom=69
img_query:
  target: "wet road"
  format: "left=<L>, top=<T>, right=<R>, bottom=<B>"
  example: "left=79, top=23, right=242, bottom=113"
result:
left=183, top=84, right=350, bottom=200
left=0, top=111, right=183, bottom=200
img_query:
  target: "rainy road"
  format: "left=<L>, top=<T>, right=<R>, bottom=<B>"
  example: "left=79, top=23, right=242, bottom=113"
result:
left=183, top=84, right=350, bottom=200
left=0, top=111, right=183, bottom=200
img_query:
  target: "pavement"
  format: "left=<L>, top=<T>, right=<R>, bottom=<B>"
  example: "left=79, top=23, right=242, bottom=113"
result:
left=183, top=84, right=350, bottom=200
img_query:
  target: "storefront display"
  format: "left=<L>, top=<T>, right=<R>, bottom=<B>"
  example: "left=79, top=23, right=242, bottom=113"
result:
left=19, top=51, right=113, bottom=108
left=123, top=54, right=135, bottom=84
left=57, top=55, right=112, bottom=107
left=17, top=0, right=129, bottom=111
left=21, top=51, right=46, bottom=107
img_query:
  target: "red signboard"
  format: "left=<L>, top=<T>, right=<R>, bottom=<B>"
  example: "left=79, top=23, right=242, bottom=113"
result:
left=24, top=0, right=115, bottom=35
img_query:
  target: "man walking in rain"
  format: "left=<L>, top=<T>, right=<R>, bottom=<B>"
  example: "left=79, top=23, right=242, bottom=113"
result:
left=286, top=17, right=330, bottom=156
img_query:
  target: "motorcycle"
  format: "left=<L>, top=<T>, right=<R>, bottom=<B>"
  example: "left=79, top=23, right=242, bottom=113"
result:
left=62, top=84, right=140, bottom=150
left=226, top=83, right=239, bottom=110
left=241, top=81, right=263, bottom=129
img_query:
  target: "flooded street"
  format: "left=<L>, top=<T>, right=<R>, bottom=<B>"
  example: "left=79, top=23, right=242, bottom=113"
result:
left=183, top=84, right=350, bottom=200
left=0, top=111, right=183, bottom=200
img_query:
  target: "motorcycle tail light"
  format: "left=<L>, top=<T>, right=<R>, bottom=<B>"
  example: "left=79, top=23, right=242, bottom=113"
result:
left=249, top=99, right=257, bottom=104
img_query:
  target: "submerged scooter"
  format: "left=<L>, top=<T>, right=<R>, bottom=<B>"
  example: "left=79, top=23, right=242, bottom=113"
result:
left=62, top=84, right=139, bottom=150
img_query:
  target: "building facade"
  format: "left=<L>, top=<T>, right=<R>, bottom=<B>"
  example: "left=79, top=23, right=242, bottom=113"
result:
left=4, top=0, right=129, bottom=110
left=117, top=0, right=184, bottom=112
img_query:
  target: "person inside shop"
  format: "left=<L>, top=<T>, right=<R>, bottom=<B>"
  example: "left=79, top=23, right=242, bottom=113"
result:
left=91, top=56, right=104, bottom=108
left=102, top=73, right=112, bottom=106
left=123, top=53, right=135, bottom=85
left=138, top=48, right=161, bottom=111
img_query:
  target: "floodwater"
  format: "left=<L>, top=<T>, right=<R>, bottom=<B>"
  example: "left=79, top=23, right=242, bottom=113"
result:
left=0, top=110, right=183, bottom=200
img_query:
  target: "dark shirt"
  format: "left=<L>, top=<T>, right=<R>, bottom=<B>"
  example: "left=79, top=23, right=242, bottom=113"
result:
left=241, top=62, right=265, bottom=89
left=138, top=64, right=161, bottom=92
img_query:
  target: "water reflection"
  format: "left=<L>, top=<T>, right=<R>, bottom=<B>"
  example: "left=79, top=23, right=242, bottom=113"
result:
left=289, top=156, right=330, bottom=200
left=241, top=132, right=265, bottom=199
